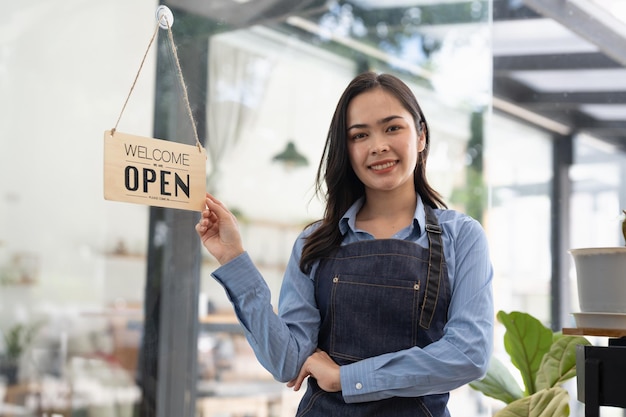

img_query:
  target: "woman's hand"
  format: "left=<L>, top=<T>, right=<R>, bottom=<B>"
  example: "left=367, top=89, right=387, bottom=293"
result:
left=195, top=193, right=244, bottom=265
left=287, top=349, right=341, bottom=393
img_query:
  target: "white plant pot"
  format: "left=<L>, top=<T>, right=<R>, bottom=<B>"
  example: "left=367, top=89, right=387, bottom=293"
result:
left=570, top=247, right=626, bottom=313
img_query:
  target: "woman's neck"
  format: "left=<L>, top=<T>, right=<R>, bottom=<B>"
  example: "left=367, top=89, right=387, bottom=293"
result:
left=356, top=188, right=417, bottom=238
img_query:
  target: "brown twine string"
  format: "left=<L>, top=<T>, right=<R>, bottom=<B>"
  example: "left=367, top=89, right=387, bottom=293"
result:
left=111, top=21, right=159, bottom=137
left=163, top=17, right=202, bottom=152
left=111, top=14, right=203, bottom=153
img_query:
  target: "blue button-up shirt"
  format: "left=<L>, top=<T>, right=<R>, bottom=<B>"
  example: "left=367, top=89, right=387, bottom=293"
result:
left=212, top=196, right=494, bottom=403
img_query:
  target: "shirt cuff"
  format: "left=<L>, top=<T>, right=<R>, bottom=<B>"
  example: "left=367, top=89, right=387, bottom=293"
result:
left=211, top=252, right=263, bottom=300
left=340, top=359, right=380, bottom=403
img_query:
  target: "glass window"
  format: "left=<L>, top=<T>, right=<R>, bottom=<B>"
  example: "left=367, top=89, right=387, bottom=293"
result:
left=486, top=116, right=553, bottom=321
left=1, top=2, right=157, bottom=415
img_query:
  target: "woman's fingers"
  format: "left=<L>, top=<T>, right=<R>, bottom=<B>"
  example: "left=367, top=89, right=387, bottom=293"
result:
left=286, top=349, right=322, bottom=391
left=196, top=196, right=222, bottom=230
left=287, top=367, right=309, bottom=392
left=195, top=193, right=245, bottom=265
left=195, top=206, right=213, bottom=234
left=286, top=349, right=341, bottom=393
left=205, top=195, right=236, bottom=222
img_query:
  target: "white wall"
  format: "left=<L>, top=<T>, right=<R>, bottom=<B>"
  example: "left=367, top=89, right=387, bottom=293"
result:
left=0, top=0, right=158, bottom=318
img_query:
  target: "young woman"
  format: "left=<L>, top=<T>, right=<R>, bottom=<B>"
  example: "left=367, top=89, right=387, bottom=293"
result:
left=196, top=72, right=493, bottom=416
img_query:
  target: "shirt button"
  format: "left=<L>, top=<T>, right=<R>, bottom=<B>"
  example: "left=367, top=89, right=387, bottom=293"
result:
left=355, top=382, right=363, bottom=390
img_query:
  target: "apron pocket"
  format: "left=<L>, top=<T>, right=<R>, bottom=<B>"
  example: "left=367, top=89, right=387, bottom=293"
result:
left=329, top=273, right=421, bottom=362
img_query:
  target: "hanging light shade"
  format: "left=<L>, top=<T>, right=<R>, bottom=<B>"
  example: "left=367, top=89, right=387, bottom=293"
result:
left=272, top=141, right=308, bottom=167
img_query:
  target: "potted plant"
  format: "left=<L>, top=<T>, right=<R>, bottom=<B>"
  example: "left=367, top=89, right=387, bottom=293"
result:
left=569, top=210, right=626, bottom=316
left=0, top=321, right=44, bottom=385
left=470, top=310, right=590, bottom=417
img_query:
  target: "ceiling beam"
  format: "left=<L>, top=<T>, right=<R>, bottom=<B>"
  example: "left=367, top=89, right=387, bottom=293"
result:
left=494, top=88, right=626, bottom=108
left=494, top=52, right=621, bottom=72
left=529, top=91, right=626, bottom=105
left=577, top=119, right=626, bottom=131
left=493, top=76, right=538, bottom=101
left=522, top=0, right=626, bottom=67
left=492, top=96, right=573, bottom=135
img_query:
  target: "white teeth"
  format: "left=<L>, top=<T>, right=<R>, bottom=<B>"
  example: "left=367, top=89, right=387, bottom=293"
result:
left=370, top=161, right=396, bottom=170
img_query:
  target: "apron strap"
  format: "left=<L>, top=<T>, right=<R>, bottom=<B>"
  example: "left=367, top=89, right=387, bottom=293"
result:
left=420, top=205, right=444, bottom=329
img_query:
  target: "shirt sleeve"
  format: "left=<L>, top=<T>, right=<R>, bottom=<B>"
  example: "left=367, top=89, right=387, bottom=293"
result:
left=339, top=217, right=494, bottom=403
left=211, top=233, right=319, bottom=383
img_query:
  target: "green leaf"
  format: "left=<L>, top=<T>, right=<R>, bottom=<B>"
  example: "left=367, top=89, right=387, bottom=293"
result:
left=536, top=334, right=590, bottom=390
left=494, top=387, right=570, bottom=417
left=497, top=311, right=553, bottom=395
left=469, top=355, right=524, bottom=404
left=2, top=320, right=45, bottom=360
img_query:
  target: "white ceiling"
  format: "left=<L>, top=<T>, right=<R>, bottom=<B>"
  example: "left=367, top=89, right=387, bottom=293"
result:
left=493, top=19, right=598, bottom=56
left=509, top=68, right=626, bottom=92
left=492, top=0, right=626, bottom=146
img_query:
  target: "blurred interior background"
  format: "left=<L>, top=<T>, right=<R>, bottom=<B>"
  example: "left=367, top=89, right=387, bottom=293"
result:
left=1, top=0, right=625, bottom=416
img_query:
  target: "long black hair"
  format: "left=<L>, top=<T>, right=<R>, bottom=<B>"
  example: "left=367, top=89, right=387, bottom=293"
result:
left=300, top=72, right=446, bottom=273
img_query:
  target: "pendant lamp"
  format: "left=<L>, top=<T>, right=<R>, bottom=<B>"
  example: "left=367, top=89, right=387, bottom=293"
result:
left=272, top=141, right=308, bottom=167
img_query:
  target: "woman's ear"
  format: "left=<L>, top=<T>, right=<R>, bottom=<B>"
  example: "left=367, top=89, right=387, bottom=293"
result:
left=417, top=129, right=427, bottom=153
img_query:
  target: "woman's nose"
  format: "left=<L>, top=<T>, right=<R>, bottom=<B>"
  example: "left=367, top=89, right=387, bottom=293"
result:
left=370, top=135, right=389, bottom=154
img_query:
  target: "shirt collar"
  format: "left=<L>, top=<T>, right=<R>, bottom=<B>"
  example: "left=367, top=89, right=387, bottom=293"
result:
left=339, top=196, right=426, bottom=238
left=339, top=197, right=364, bottom=235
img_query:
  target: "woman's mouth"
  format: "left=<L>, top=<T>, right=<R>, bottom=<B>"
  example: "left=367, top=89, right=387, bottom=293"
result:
left=369, top=160, right=398, bottom=171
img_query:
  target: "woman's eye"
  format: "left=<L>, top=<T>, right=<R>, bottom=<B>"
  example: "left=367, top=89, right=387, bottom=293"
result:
left=387, top=125, right=401, bottom=132
left=351, top=132, right=366, bottom=140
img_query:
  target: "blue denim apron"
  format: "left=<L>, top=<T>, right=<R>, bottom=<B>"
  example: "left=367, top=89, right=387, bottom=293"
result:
left=296, top=206, right=451, bottom=417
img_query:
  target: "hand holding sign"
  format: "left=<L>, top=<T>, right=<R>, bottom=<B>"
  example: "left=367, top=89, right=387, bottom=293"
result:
left=195, top=194, right=244, bottom=265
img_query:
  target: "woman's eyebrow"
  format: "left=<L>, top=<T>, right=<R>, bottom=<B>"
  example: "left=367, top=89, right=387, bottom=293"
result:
left=347, top=115, right=403, bottom=131
left=379, top=115, right=403, bottom=124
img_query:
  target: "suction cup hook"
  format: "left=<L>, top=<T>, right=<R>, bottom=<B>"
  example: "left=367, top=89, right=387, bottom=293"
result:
left=155, top=5, right=174, bottom=29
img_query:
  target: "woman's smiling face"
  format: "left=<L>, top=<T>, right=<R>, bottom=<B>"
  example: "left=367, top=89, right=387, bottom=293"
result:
left=346, top=87, right=426, bottom=195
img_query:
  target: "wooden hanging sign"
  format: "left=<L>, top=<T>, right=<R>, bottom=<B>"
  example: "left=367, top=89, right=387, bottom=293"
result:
left=103, top=130, right=206, bottom=211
